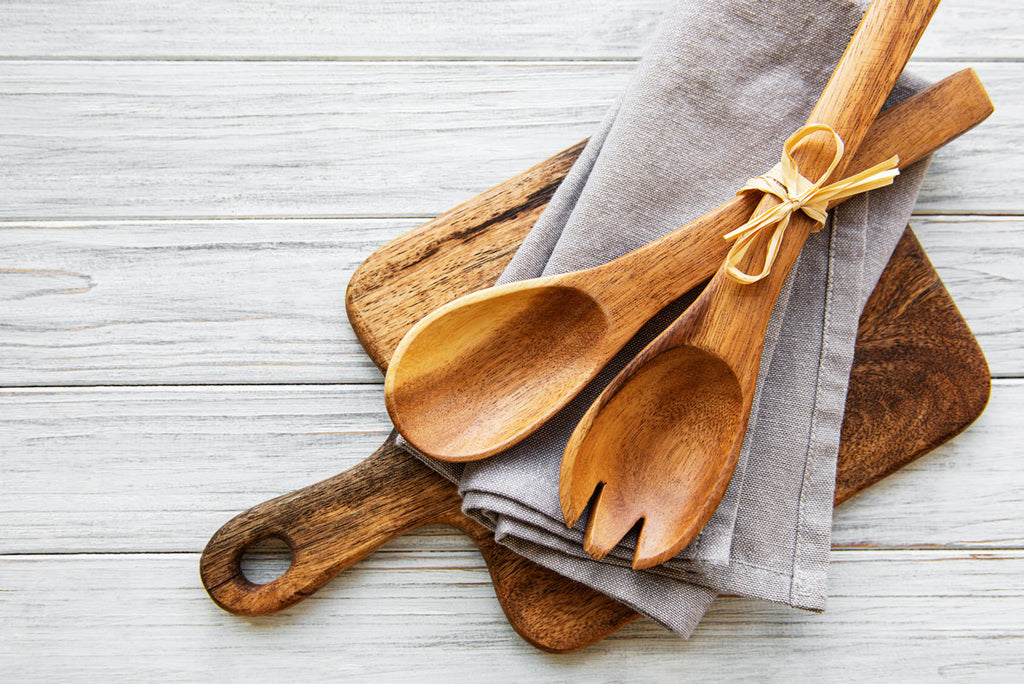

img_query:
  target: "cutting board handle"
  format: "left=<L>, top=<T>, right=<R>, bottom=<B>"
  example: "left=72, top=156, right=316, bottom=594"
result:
left=200, top=433, right=461, bottom=616
left=199, top=431, right=641, bottom=651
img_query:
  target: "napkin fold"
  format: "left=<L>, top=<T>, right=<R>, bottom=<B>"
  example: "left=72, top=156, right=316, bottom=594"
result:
left=404, top=0, right=930, bottom=636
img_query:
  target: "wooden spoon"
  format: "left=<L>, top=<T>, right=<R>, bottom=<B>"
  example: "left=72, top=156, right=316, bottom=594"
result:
left=560, top=0, right=941, bottom=569
left=385, top=0, right=942, bottom=464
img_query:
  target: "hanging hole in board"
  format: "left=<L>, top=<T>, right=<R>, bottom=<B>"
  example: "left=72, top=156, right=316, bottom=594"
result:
left=239, top=535, right=293, bottom=585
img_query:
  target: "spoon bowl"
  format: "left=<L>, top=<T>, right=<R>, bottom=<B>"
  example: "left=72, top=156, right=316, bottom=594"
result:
left=386, top=282, right=612, bottom=460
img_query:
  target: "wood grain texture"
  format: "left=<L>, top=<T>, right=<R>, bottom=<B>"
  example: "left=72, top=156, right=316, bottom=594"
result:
left=346, top=142, right=583, bottom=374
left=200, top=432, right=638, bottom=651
left=836, top=229, right=991, bottom=503
left=1, top=0, right=1018, bottom=60
left=913, top=216, right=1024, bottom=373
left=832, top=379, right=1022, bottom=547
left=0, top=61, right=1018, bottom=220
left=0, top=218, right=398, bottom=385
left=201, top=433, right=463, bottom=616
left=4, top=550, right=1023, bottom=682
left=203, top=56, right=991, bottom=638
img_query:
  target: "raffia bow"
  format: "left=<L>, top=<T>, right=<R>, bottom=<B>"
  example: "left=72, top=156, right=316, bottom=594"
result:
left=723, top=123, right=900, bottom=285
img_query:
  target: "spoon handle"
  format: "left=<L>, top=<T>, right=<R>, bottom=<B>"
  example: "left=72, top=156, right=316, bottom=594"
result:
left=589, top=66, right=989, bottom=318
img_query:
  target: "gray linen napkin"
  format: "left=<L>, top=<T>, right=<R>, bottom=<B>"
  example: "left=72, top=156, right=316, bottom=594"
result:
left=402, top=0, right=930, bottom=636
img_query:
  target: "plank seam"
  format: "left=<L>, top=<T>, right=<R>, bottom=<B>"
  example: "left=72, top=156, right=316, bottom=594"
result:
left=0, top=56, right=1018, bottom=64
left=1, top=212, right=1022, bottom=224
left=0, top=378, right=1019, bottom=391
left=2, top=546, right=1022, bottom=559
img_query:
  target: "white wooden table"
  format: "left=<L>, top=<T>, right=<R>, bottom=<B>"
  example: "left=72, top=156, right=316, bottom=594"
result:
left=2, top=1, right=1022, bottom=680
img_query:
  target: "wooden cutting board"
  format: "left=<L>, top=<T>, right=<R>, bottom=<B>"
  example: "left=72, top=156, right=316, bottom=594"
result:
left=202, top=82, right=991, bottom=651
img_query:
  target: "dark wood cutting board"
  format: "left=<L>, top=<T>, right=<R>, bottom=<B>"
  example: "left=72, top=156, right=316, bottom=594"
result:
left=202, top=73, right=992, bottom=652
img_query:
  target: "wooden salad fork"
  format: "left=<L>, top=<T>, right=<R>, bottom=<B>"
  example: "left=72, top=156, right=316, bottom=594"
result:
left=560, top=0, right=943, bottom=569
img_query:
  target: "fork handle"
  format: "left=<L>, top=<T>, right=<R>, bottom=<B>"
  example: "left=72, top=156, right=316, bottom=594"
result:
left=692, top=0, right=942, bottom=380
left=807, top=0, right=943, bottom=181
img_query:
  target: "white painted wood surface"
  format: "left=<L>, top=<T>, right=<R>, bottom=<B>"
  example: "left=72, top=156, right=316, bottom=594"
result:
left=1, top=1, right=1021, bottom=681
left=0, top=61, right=1019, bottom=219
left=2, top=381, right=1022, bottom=555
left=2, top=0, right=1020, bottom=60
left=1, top=216, right=1021, bottom=386
left=3, top=550, right=1023, bottom=682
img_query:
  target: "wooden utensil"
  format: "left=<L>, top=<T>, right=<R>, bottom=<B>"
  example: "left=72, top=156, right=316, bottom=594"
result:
left=383, top=0, right=944, bottom=465
left=561, top=0, right=941, bottom=569
left=201, top=68, right=991, bottom=652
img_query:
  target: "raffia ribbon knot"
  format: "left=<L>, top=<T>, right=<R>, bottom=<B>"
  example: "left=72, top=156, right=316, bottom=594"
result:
left=723, top=123, right=900, bottom=285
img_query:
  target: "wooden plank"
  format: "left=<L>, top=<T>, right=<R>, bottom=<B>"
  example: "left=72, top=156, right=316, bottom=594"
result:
left=911, top=62, right=1021, bottom=216
left=0, top=0, right=1018, bottom=60
left=0, top=61, right=623, bottom=220
left=0, top=218, right=411, bottom=385
left=2, top=550, right=1022, bottom=681
left=1, top=216, right=1019, bottom=387
left=913, top=216, right=1024, bottom=374
left=1, top=381, right=1020, bottom=554
left=0, top=61, right=1016, bottom=220
left=0, top=385, right=391, bottom=554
